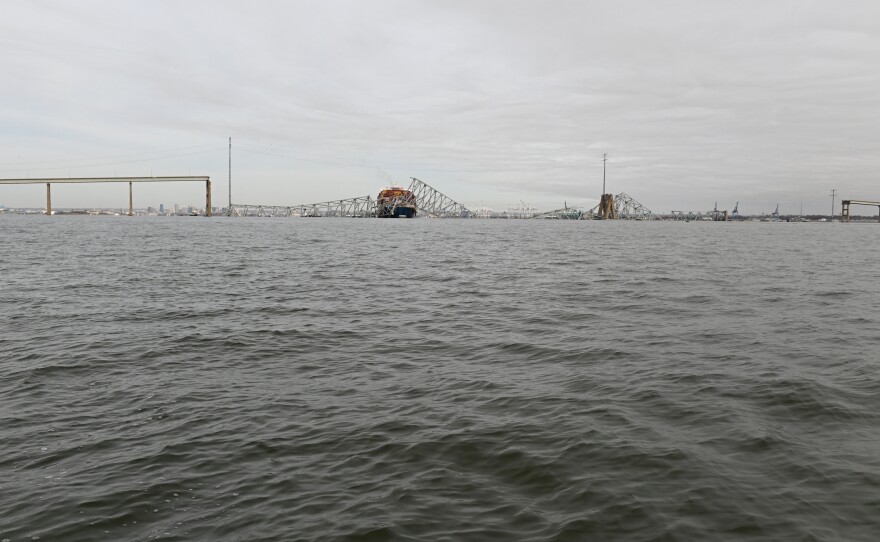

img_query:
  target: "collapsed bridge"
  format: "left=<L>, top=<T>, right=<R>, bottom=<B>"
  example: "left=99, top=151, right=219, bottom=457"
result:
left=231, top=178, right=659, bottom=220
left=232, top=178, right=474, bottom=218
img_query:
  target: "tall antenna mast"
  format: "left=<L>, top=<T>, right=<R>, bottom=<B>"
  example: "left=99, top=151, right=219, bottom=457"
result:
left=228, top=137, right=232, bottom=211
left=602, top=153, right=608, bottom=195
left=830, top=189, right=837, bottom=221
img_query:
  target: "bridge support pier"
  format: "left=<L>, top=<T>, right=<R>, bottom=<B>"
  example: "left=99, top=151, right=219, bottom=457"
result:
left=598, top=193, right=617, bottom=219
left=206, top=180, right=212, bottom=217
left=0, top=177, right=210, bottom=212
left=840, top=199, right=880, bottom=223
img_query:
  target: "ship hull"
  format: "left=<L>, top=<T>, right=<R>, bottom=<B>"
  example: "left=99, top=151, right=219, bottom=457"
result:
left=376, top=186, right=417, bottom=218
left=377, top=205, right=416, bottom=218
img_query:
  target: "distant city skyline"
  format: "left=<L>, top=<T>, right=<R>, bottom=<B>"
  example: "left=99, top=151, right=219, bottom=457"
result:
left=1, top=0, right=879, bottom=215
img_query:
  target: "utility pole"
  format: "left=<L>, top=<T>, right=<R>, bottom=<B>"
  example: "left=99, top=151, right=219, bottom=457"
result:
left=830, top=189, right=837, bottom=222
left=598, top=153, right=616, bottom=219
left=228, top=137, right=232, bottom=213
left=602, top=153, right=608, bottom=195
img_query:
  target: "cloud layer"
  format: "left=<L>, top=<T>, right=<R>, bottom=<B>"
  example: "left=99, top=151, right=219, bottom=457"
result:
left=1, top=0, right=879, bottom=213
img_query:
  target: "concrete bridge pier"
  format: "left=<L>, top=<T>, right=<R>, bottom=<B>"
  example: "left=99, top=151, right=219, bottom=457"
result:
left=1, top=176, right=212, bottom=216
left=841, top=199, right=880, bottom=223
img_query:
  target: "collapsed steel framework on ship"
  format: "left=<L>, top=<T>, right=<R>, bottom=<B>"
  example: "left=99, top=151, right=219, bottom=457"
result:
left=231, top=178, right=475, bottom=218
left=230, top=180, right=664, bottom=220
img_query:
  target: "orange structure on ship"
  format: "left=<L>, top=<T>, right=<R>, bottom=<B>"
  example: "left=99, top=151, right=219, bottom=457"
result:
left=376, top=186, right=417, bottom=218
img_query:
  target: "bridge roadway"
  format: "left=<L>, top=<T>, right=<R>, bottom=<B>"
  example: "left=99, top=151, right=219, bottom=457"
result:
left=841, top=199, right=880, bottom=222
left=0, top=176, right=212, bottom=216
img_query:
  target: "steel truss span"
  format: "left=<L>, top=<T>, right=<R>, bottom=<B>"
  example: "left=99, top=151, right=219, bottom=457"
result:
left=666, top=209, right=728, bottom=221
left=232, top=196, right=376, bottom=218
left=407, top=177, right=473, bottom=218
left=668, top=211, right=705, bottom=221
left=231, top=184, right=663, bottom=222
left=585, top=192, right=659, bottom=220
left=231, top=178, right=474, bottom=219
left=531, top=207, right=591, bottom=220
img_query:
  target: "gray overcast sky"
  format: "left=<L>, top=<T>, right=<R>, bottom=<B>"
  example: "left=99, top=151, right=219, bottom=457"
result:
left=1, top=0, right=878, bottom=214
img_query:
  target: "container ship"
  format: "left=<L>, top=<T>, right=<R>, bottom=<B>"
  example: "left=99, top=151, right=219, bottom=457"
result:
left=377, top=186, right=417, bottom=218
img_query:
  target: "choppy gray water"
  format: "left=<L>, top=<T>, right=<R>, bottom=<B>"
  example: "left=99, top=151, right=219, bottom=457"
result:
left=1, top=216, right=878, bottom=541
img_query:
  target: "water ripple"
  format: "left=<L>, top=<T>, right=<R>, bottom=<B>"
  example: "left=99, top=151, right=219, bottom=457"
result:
left=1, top=217, right=879, bottom=541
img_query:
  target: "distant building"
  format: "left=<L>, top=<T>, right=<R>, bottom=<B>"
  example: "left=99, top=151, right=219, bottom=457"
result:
left=159, top=203, right=165, bottom=214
